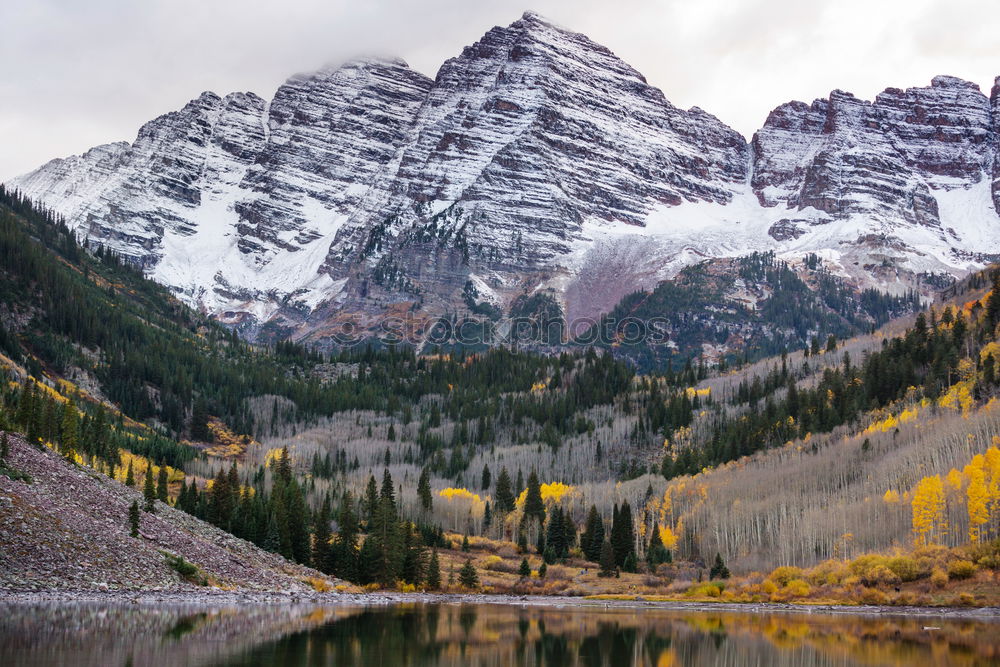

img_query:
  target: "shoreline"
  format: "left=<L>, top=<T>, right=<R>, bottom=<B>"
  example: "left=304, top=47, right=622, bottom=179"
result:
left=2, top=590, right=998, bottom=620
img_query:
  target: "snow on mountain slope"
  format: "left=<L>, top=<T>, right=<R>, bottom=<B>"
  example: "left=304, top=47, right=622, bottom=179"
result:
left=8, top=12, right=1000, bottom=341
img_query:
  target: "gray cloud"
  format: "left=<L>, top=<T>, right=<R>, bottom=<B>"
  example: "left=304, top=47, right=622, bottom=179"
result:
left=2, top=0, right=998, bottom=181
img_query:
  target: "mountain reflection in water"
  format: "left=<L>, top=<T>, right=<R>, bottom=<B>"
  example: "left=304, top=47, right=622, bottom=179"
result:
left=1, top=601, right=997, bottom=666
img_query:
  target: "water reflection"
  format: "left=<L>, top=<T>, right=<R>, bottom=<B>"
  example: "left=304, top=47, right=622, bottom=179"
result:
left=1, top=601, right=997, bottom=667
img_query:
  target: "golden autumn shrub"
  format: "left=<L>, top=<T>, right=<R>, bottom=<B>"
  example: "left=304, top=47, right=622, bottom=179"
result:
left=807, top=559, right=847, bottom=586
left=947, top=559, right=977, bottom=580
left=860, top=565, right=901, bottom=588
left=768, top=566, right=803, bottom=587
left=686, top=583, right=722, bottom=598
left=783, top=579, right=811, bottom=598
left=930, top=568, right=949, bottom=589
left=885, top=556, right=922, bottom=582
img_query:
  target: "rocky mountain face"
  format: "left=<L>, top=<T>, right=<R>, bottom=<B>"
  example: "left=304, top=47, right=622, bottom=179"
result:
left=9, top=12, right=1000, bottom=345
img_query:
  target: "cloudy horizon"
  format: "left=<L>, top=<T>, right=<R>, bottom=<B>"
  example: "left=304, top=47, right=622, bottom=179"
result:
left=2, top=0, right=999, bottom=182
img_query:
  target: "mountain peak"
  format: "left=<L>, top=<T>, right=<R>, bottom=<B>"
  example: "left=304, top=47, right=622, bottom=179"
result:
left=931, top=74, right=980, bottom=91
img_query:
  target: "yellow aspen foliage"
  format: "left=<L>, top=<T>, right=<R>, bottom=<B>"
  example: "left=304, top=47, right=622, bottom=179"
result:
left=967, top=466, right=989, bottom=543
left=945, top=469, right=964, bottom=492
left=439, top=487, right=483, bottom=503
left=937, top=381, right=974, bottom=415
left=911, top=475, right=945, bottom=545
left=659, top=524, right=679, bottom=549
left=514, top=481, right=574, bottom=507
left=883, top=489, right=900, bottom=504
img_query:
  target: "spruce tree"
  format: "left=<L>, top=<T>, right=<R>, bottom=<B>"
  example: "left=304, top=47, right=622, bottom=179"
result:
left=458, top=559, right=479, bottom=589
left=128, top=500, right=140, bottom=537
left=598, top=540, right=616, bottom=577
left=581, top=505, right=604, bottom=562
left=710, top=552, right=730, bottom=580
left=401, top=522, right=428, bottom=586
left=368, top=494, right=403, bottom=586
left=0, top=432, right=8, bottom=463
left=333, top=492, right=359, bottom=582
left=523, top=471, right=545, bottom=524
left=495, top=467, right=515, bottom=513
left=363, top=474, right=379, bottom=528
left=417, top=468, right=433, bottom=512
left=461, top=534, right=470, bottom=552
left=426, top=550, right=442, bottom=590
left=610, top=501, right=635, bottom=569
left=60, top=401, right=78, bottom=461
left=156, top=465, right=169, bottom=503
left=380, top=468, right=396, bottom=508
left=285, top=479, right=311, bottom=564
left=124, top=461, right=135, bottom=487
left=313, top=496, right=333, bottom=573
left=538, top=561, right=547, bottom=579
left=647, top=526, right=669, bottom=567
left=143, top=467, right=156, bottom=513
left=481, top=464, right=491, bottom=490
left=519, top=557, right=531, bottom=577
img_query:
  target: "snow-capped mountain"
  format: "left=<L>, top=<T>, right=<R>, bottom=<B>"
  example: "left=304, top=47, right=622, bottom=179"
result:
left=9, top=12, right=1000, bottom=342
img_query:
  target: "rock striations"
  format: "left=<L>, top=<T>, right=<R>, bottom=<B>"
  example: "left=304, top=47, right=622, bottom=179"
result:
left=9, top=12, right=1000, bottom=342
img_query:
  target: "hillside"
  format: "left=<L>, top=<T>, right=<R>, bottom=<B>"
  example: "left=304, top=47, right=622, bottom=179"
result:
left=0, top=183, right=998, bottom=606
left=0, top=433, right=337, bottom=592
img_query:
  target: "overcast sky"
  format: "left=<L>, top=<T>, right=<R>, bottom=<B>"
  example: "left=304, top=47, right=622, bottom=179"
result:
left=2, top=0, right=999, bottom=182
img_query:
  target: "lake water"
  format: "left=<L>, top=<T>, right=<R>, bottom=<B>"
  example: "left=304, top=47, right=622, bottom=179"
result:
left=1, top=600, right=998, bottom=666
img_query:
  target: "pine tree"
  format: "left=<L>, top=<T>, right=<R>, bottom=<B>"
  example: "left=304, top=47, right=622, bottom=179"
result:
left=461, top=534, right=470, bottom=552
left=156, top=465, right=169, bottom=503
left=458, top=559, right=479, bottom=589
left=125, top=461, right=135, bottom=487
left=285, top=479, right=312, bottom=564
left=610, top=501, right=635, bottom=569
left=495, top=467, right=515, bottom=513
left=313, top=496, right=333, bottom=573
left=191, top=398, right=210, bottom=441
left=0, top=432, right=8, bottom=463
left=647, top=526, right=669, bottom=566
left=523, top=471, right=545, bottom=524
left=143, top=467, right=156, bottom=513
left=368, top=494, right=403, bottom=587
left=580, top=505, right=604, bottom=562
left=519, top=557, right=531, bottom=577
left=333, top=492, right=359, bottom=582
left=363, top=474, right=379, bottom=528
left=128, top=500, right=140, bottom=538
left=481, top=464, right=491, bottom=490
left=598, top=540, right=616, bottom=577
left=710, top=552, right=730, bottom=580
left=417, top=468, right=433, bottom=512
left=380, top=468, right=396, bottom=508
left=60, top=401, right=79, bottom=461
left=426, top=550, right=442, bottom=590
left=401, top=522, right=428, bottom=586
left=538, top=561, right=547, bottom=578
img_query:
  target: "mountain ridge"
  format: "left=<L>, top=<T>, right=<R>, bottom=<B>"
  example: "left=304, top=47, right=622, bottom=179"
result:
left=8, top=12, right=1000, bottom=344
